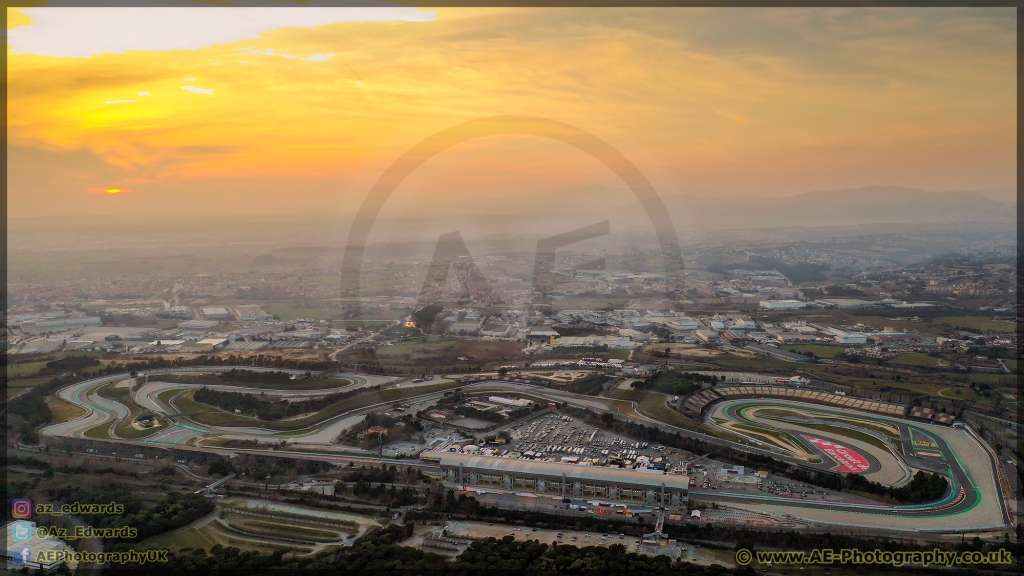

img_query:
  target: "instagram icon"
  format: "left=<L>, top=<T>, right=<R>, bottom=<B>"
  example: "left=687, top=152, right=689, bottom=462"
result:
left=11, top=499, right=32, bottom=519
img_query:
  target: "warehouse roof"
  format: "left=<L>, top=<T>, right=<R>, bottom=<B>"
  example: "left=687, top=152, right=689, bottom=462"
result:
left=425, top=451, right=691, bottom=490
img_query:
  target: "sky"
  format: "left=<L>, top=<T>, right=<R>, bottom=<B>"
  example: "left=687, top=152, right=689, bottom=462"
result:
left=6, top=6, right=1017, bottom=223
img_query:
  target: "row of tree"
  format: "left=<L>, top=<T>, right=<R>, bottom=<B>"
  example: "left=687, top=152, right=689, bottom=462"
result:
left=193, top=386, right=349, bottom=421
left=38, top=483, right=214, bottom=549
left=103, top=529, right=736, bottom=576
left=632, top=370, right=700, bottom=396
left=845, top=471, right=949, bottom=504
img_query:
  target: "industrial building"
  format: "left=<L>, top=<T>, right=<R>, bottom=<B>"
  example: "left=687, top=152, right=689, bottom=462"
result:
left=818, top=298, right=874, bottom=309
left=180, top=337, right=228, bottom=352
left=4, top=521, right=73, bottom=571
left=19, top=316, right=102, bottom=335
left=234, top=305, right=273, bottom=321
left=759, top=300, right=807, bottom=310
left=201, top=306, right=232, bottom=319
left=425, top=451, right=690, bottom=507
left=179, top=319, right=219, bottom=329
left=488, top=396, right=533, bottom=408
left=695, top=329, right=720, bottom=343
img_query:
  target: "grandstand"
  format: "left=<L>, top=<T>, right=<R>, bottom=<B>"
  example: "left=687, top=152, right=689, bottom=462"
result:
left=683, top=385, right=907, bottom=418
left=682, top=390, right=723, bottom=414
left=908, top=406, right=956, bottom=426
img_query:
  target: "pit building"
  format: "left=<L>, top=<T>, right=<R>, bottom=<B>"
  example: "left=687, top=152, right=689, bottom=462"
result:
left=424, top=451, right=690, bottom=507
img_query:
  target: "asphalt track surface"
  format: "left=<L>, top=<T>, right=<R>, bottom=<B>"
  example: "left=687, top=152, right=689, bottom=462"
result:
left=703, top=398, right=1009, bottom=532
left=709, top=401, right=910, bottom=485
left=38, top=369, right=1010, bottom=533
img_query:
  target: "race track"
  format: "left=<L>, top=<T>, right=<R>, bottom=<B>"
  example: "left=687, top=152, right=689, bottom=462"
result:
left=703, top=398, right=1009, bottom=531
left=36, top=368, right=1011, bottom=533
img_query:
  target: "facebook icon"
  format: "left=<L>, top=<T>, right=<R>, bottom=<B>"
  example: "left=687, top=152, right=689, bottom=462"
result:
left=11, top=545, right=32, bottom=565
left=11, top=522, right=33, bottom=542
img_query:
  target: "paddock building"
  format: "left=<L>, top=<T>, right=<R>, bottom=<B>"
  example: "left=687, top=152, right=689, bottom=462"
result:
left=424, top=451, right=690, bottom=507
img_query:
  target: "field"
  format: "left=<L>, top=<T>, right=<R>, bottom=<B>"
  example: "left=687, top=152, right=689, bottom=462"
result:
left=228, top=518, right=342, bottom=542
left=376, top=337, right=458, bottom=359
left=453, top=340, right=526, bottom=361
left=136, top=526, right=216, bottom=552
left=262, top=304, right=346, bottom=321
left=702, top=353, right=798, bottom=371
left=4, top=360, right=50, bottom=378
left=934, top=316, right=1016, bottom=333
left=44, top=395, right=87, bottom=424
left=264, top=304, right=405, bottom=322
left=887, top=353, right=943, bottom=367
left=140, top=497, right=380, bottom=556
left=157, top=388, right=185, bottom=406
left=158, top=374, right=354, bottom=391
left=83, top=422, right=114, bottom=439
left=180, top=380, right=462, bottom=430
left=173, top=390, right=260, bottom=426
left=604, top=387, right=702, bottom=431
left=3, top=376, right=53, bottom=400
left=785, top=344, right=845, bottom=358
left=143, top=521, right=312, bottom=556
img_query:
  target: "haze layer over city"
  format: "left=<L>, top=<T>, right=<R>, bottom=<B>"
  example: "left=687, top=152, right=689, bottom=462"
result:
left=4, top=6, right=1019, bottom=576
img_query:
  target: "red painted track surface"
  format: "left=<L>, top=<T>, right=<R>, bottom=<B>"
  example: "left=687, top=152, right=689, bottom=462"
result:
left=806, top=436, right=870, bottom=473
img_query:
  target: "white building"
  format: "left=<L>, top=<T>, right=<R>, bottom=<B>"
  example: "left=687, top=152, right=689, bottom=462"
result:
left=759, top=300, right=807, bottom=310
left=234, top=305, right=272, bottom=321
left=818, top=298, right=874, bottom=309
left=729, top=316, right=758, bottom=330
left=649, top=315, right=699, bottom=331
left=488, top=396, right=533, bottom=408
left=833, top=332, right=868, bottom=344
left=695, top=329, right=720, bottom=343
left=19, top=316, right=102, bottom=335
left=4, top=521, right=74, bottom=571
left=618, top=328, right=654, bottom=342
left=201, top=306, right=232, bottom=319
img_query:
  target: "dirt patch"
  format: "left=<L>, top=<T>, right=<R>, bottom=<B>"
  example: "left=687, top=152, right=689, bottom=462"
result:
left=139, top=350, right=328, bottom=363
left=453, top=340, right=524, bottom=361
left=645, top=344, right=723, bottom=358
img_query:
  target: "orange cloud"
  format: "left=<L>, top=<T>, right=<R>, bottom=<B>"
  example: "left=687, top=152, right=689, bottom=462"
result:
left=5, top=7, right=1017, bottom=219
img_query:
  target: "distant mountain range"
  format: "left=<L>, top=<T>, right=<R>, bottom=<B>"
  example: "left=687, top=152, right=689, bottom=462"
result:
left=614, top=185, right=1016, bottom=231
left=8, top=184, right=1014, bottom=251
left=337, top=184, right=1017, bottom=240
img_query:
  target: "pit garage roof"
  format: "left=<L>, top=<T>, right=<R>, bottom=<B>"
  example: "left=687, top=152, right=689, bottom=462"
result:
left=425, top=451, right=691, bottom=490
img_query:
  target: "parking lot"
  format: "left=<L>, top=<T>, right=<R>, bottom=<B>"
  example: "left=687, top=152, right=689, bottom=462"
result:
left=496, top=412, right=691, bottom=472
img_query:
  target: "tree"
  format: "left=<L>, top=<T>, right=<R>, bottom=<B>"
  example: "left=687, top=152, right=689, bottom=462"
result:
left=254, top=465, right=269, bottom=480
left=207, top=457, right=234, bottom=477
